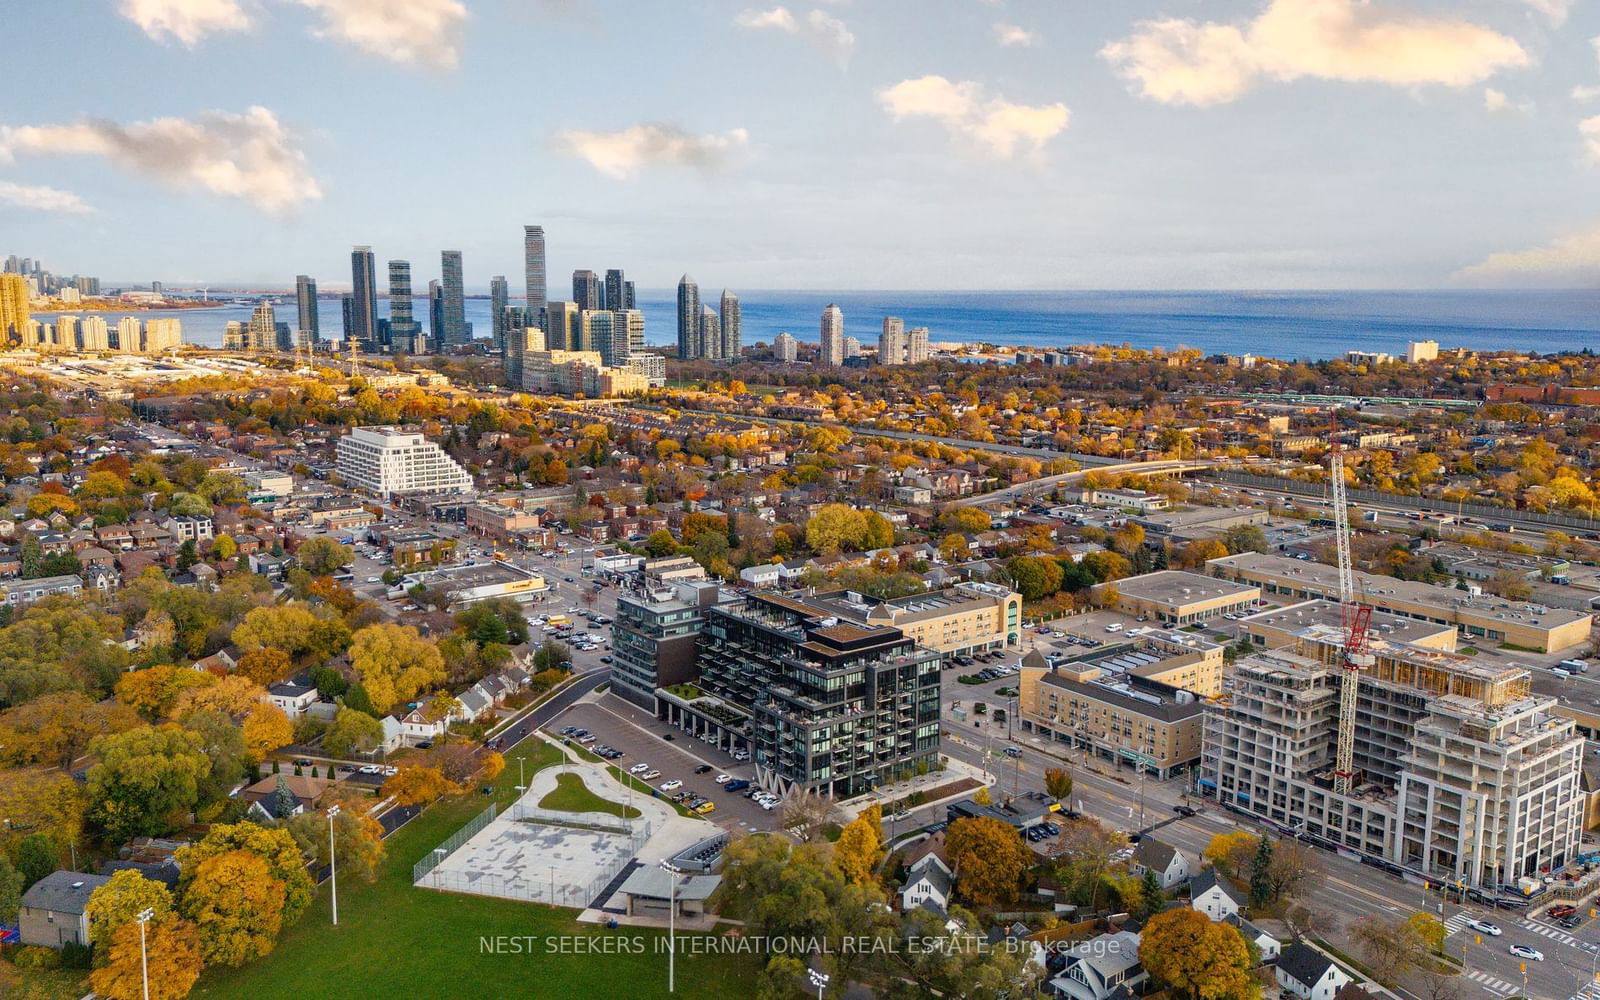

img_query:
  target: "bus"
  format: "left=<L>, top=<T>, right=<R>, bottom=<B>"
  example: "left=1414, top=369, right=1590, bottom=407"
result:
left=546, top=614, right=571, bottom=627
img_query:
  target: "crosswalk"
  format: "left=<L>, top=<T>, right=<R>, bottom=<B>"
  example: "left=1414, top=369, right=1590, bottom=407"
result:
left=1464, top=970, right=1518, bottom=995
left=1520, top=918, right=1584, bottom=949
left=1444, top=912, right=1478, bottom=936
left=1566, top=982, right=1600, bottom=1000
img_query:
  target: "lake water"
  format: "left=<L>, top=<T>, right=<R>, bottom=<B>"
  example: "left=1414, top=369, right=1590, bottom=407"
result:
left=77, top=289, right=1600, bottom=361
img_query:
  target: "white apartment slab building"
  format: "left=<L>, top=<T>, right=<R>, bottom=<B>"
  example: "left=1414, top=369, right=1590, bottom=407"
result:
left=335, top=426, right=473, bottom=500
left=1200, top=625, right=1582, bottom=894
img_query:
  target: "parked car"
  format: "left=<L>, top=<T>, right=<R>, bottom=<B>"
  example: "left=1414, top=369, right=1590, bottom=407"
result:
left=723, top=779, right=750, bottom=792
left=694, top=764, right=713, bottom=774
left=660, top=779, right=683, bottom=791
left=1548, top=905, right=1577, bottom=919
left=714, top=773, right=731, bottom=784
left=640, top=769, right=661, bottom=781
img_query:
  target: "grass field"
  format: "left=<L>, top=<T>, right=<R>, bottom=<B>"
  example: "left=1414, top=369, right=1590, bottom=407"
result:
left=538, top=772, right=642, bottom=819
left=5, top=963, right=88, bottom=1000
left=190, top=737, right=755, bottom=999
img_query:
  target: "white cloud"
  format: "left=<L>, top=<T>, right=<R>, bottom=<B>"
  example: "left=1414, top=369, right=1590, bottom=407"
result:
left=556, top=124, right=750, bottom=179
left=878, top=76, right=1070, bottom=159
left=1574, top=85, right=1600, bottom=103
left=1518, top=0, right=1572, bottom=26
left=1456, top=223, right=1600, bottom=286
left=0, top=181, right=92, bottom=215
left=993, top=22, right=1038, bottom=48
left=1102, top=0, right=1528, bottom=107
left=0, top=106, right=320, bottom=215
left=734, top=6, right=855, bottom=67
left=117, top=0, right=251, bottom=46
left=1483, top=87, right=1532, bottom=114
left=288, top=0, right=467, bottom=70
left=1584, top=115, right=1600, bottom=164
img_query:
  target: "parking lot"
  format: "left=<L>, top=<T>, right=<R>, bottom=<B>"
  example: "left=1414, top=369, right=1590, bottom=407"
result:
left=548, top=699, right=779, bottom=834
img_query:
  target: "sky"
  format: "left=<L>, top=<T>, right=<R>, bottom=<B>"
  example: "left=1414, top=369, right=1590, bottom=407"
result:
left=3, top=0, right=1600, bottom=292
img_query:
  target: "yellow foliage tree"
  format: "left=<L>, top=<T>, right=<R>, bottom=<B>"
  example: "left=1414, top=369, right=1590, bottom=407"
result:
left=240, top=703, right=293, bottom=764
left=114, top=666, right=215, bottom=720
left=833, top=812, right=883, bottom=885
left=1203, top=831, right=1259, bottom=880
left=480, top=751, right=506, bottom=782
left=171, top=676, right=268, bottom=721
left=85, top=869, right=174, bottom=951
left=88, top=914, right=203, bottom=1000
left=180, top=850, right=285, bottom=966
left=946, top=816, right=1031, bottom=907
left=1139, top=908, right=1259, bottom=1000
left=382, top=764, right=459, bottom=807
left=0, top=767, right=84, bottom=856
left=348, top=624, right=446, bottom=714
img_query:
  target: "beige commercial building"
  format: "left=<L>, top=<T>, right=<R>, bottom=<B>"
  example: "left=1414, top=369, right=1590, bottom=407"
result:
left=465, top=503, right=541, bottom=540
left=807, top=581, right=1022, bottom=656
left=1018, top=647, right=1205, bottom=779
left=1207, top=551, right=1592, bottom=654
left=1093, top=570, right=1260, bottom=627
left=1238, top=599, right=1458, bottom=653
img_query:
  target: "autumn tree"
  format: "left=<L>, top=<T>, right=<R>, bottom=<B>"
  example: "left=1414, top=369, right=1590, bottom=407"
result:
left=382, top=765, right=459, bottom=807
left=171, top=675, right=268, bottom=721
left=1044, top=767, right=1073, bottom=803
left=114, top=665, right=215, bottom=721
left=348, top=623, right=446, bottom=714
left=0, top=767, right=84, bottom=857
left=241, top=703, right=293, bottom=764
left=946, top=816, right=1030, bottom=906
left=236, top=647, right=293, bottom=687
left=805, top=504, right=868, bottom=555
left=181, top=850, right=285, bottom=966
left=0, top=856, right=21, bottom=924
left=1051, top=820, right=1126, bottom=910
left=86, top=725, right=211, bottom=841
left=1006, top=555, right=1064, bottom=600
left=1139, top=908, right=1259, bottom=1000
left=295, top=536, right=353, bottom=576
left=288, top=806, right=385, bottom=884
left=1203, top=831, right=1259, bottom=879
left=1351, top=914, right=1429, bottom=986
left=85, top=869, right=174, bottom=952
left=0, top=692, right=139, bottom=770
left=833, top=808, right=883, bottom=885
left=175, top=822, right=313, bottom=926
left=778, top=790, right=843, bottom=843
left=89, top=914, right=204, bottom=1000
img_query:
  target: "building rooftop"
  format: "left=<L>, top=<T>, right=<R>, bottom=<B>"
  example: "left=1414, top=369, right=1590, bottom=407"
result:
left=1210, top=551, right=1592, bottom=629
left=1105, top=569, right=1258, bottom=608
left=21, top=871, right=111, bottom=915
left=1035, top=666, right=1204, bottom=722
left=1241, top=599, right=1456, bottom=645
left=414, top=561, right=543, bottom=590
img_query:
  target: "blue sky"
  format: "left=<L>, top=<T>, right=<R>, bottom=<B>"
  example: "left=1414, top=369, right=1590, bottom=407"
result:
left=3, top=0, right=1599, bottom=291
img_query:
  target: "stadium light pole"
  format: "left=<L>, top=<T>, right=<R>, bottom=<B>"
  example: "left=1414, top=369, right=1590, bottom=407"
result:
left=808, top=968, right=829, bottom=1000
left=135, top=907, right=154, bottom=1000
left=327, top=805, right=340, bottom=927
left=660, top=861, right=680, bottom=993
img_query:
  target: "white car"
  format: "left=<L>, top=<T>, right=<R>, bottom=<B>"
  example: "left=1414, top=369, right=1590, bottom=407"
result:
left=1466, top=919, right=1502, bottom=936
left=640, top=769, right=661, bottom=781
left=1508, top=944, right=1543, bottom=961
left=714, top=773, right=731, bottom=784
left=660, top=779, right=682, bottom=791
left=1105, top=623, right=1122, bottom=633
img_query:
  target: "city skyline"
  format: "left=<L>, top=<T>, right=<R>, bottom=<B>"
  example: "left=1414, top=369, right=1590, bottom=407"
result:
left=3, top=2, right=1599, bottom=290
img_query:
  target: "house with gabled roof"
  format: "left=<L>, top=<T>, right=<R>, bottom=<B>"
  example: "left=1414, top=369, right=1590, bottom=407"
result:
left=1276, top=942, right=1351, bottom=1000
left=1190, top=868, right=1246, bottom=921
left=1131, top=837, right=1193, bottom=889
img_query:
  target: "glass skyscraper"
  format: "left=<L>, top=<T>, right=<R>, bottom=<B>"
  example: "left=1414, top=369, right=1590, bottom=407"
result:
left=440, top=251, right=467, bottom=347
left=676, top=274, right=700, bottom=360
left=524, top=225, right=546, bottom=324
left=350, top=246, right=378, bottom=349
left=295, top=274, right=320, bottom=345
left=490, top=275, right=508, bottom=353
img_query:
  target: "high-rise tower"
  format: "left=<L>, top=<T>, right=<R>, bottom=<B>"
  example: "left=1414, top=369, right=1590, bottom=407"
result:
left=572, top=270, right=600, bottom=312
left=490, top=276, right=509, bottom=354
left=524, top=225, right=546, bottom=324
left=879, top=316, right=905, bottom=366
left=295, top=275, right=320, bottom=346
left=720, top=289, right=741, bottom=362
left=603, top=269, right=625, bottom=311
left=676, top=275, right=700, bottom=360
left=820, top=304, right=844, bottom=367
left=441, top=251, right=467, bottom=347
left=350, top=246, right=378, bottom=349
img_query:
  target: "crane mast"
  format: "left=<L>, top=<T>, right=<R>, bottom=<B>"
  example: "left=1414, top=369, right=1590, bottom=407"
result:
left=1330, top=424, right=1373, bottom=795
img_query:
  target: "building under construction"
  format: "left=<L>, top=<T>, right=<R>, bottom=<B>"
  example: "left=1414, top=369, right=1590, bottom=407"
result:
left=1200, top=624, right=1583, bottom=892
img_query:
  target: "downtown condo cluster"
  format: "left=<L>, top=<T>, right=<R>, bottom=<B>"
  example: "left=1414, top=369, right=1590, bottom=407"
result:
left=675, top=275, right=741, bottom=362
left=818, top=305, right=929, bottom=368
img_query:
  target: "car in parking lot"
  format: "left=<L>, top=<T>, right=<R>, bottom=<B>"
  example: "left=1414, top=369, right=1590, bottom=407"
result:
left=714, top=773, right=731, bottom=784
left=640, top=769, right=661, bottom=781
left=1508, top=944, right=1543, bottom=962
left=694, top=764, right=713, bottom=774
left=1548, top=904, right=1576, bottom=919
left=1561, top=914, right=1583, bottom=929
left=660, top=779, right=683, bottom=791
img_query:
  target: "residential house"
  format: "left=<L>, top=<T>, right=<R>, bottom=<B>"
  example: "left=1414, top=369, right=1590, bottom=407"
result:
left=1046, top=930, right=1146, bottom=1000
left=399, top=708, right=447, bottom=746
left=1228, top=914, right=1282, bottom=961
left=900, top=860, right=953, bottom=914
left=267, top=680, right=318, bottom=719
left=161, top=515, right=214, bottom=543
left=1276, top=942, right=1352, bottom=1000
left=239, top=774, right=330, bottom=821
left=1131, top=838, right=1193, bottom=890
left=19, top=871, right=111, bottom=948
left=1190, top=869, right=1246, bottom=921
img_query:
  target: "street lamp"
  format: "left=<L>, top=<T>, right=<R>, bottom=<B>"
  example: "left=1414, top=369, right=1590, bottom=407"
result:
left=808, top=968, right=830, bottom=1000
left=326, top=805, right=340, bottom=927
left=660, top=861, right=681, bottom=994
left=135, top=907, right=154, bottom=1000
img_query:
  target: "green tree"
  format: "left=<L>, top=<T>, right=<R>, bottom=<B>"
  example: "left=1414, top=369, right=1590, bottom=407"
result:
left=0, top=855, right=22, bottom=923
left=1249, top=835, right=1274, bottom=907
left=295, top=536, right=353, bottom=576
left=1006, top=555, right=1064, bottom=600
left=16, top=833, right=60, bottom=890
left=644, top=529, right=677, bottom=557
left=85, top=725, right=211, bottom=842
left=322, top=706, right=384, bottom=757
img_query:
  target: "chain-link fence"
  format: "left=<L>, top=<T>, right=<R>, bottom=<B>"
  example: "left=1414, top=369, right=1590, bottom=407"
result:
left=412, top=802, right=497, bottom=884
